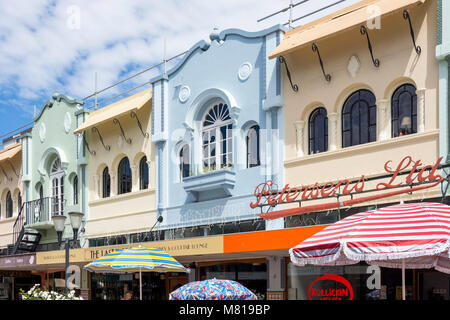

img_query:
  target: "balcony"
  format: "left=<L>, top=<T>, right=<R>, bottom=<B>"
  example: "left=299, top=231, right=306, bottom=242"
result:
left=182, top=169, right=236, bottom=201
left=24, top=196, right=66, bottom=230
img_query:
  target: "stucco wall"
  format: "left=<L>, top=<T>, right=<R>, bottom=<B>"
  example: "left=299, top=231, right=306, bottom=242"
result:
left=282, top=0, right=439, bottom=204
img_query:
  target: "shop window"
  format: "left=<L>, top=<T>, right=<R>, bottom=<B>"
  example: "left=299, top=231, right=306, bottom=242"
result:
left=342, top=89, right=377, bottom=148
left=202, top=101, right=233, bottom=172
left=309, top=107, right=328, bottom=154
left=102, top=167, right=111, bottom=198
left=391, top=84, right=417, bottom=137
left=179, top=144, right=190, bottom=180
left=246, top=125, right=260, bottom=168
left=6, top=191, right=12, bottom=218
left=118, top=157, right=132, bottom=195
left=73, top=175, right=79, bottom=205
left=139, top=156, right=149, bottom=190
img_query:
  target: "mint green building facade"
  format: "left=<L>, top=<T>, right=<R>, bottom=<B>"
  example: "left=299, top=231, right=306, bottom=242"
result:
left=19, top=93, right=89, bottom=250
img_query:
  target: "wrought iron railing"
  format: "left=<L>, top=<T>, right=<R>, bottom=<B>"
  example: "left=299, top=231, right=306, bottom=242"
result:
left=25, top=196, right=65, bottom=225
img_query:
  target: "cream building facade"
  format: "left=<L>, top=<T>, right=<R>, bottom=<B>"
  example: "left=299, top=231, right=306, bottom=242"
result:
left=74, top=88, right=156, bottom=243
left=269, top=0, right=441, bottom=211
left=0, top=143, right=23, bottom=250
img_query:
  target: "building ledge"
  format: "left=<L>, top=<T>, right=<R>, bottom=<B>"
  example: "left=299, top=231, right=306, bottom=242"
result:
left=285, top=130, right=439, bottom=167
left=89, top=188, right=156, bottom=206
left=183, top=169, right=236, bottom=201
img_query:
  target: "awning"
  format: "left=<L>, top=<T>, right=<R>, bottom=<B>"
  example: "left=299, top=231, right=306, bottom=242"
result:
left=269, top=0, right=426, bottom=59
left=74, top=88, right=152, bottom=134
left=0, top=143, right=21, bottom=164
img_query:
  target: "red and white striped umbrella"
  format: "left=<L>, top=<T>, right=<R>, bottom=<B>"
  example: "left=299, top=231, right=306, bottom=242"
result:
left=290, top=202, right=450, bottom=273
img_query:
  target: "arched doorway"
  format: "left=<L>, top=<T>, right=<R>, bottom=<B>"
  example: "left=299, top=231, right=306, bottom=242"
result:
left=50, top=158, right=64, bottom=216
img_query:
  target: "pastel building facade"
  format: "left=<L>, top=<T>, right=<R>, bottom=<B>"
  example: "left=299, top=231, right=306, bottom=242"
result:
left=149, top=25, right=286, bottom=235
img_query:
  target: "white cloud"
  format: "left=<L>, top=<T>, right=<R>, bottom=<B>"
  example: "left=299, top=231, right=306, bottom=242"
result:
left=0, top=0, right=361, bottom=119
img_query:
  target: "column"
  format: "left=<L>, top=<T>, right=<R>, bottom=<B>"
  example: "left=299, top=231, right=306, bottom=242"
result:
left=376, top=99, right=389, bottom=141
left=416, top=88, right=426, bottom=133
left=110, top=173, right=117, bottom=196
left=294, top=120, right=305, bottom=157
left=131, top=164, right=138, bottom=192
left=327, top=113, right=338, bottom=150
left=93, top=175, right=100, bottom=200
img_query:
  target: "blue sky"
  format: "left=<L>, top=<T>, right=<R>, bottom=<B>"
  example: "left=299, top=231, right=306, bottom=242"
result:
left=0, top=0, right=361, bottom=145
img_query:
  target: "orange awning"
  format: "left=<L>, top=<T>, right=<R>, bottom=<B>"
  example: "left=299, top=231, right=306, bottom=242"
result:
left=269, top=0, right=426, bottom=59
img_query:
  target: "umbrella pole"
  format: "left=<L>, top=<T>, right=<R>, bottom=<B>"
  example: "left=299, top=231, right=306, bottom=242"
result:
left=140, top=268, right=143, bottom=300
left=402, top=259, right=405, bottom=301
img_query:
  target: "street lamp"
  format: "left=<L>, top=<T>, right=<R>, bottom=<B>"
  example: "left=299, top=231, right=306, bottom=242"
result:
left=52, top=211, right=84, bottom=294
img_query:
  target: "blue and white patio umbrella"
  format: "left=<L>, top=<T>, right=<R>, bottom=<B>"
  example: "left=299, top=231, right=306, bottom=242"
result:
left=84, top=247, right=188, bottom=300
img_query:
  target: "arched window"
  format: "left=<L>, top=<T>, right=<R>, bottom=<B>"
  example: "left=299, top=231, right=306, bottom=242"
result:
left=6, top=191, right=13, bottom=218
left=202, top=101, right=232, bottom=171
left=102, top=167, right=111, bottom=198
left=118, top=157, right=132, bottom=195
left=73, top=175, right=79, bottom=205
left=391, top=84, right=417, bottom=137
left=179, top=145, right=190, bottom=180
left=139, top=156, right=149, bottom=190
left=342, top=89, right=377, bottom=148
left=18, top=192, right=22, bottom=212
left=246, top=125, right=260, bottom=168
left=309, top=107, right=328, bottom=154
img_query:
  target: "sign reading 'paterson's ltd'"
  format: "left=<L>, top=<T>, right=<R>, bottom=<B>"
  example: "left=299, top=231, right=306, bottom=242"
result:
left=251, top=156, right=443, bottom=220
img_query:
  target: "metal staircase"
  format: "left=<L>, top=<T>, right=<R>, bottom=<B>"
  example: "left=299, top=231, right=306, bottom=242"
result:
left=10, top=202, right=41, bottom=255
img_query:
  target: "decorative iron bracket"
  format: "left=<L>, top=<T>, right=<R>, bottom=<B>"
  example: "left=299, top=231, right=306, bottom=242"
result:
left=6, top=159, right=19, bottom=178
left=403, top=10, right=421, bottom=55
left=278, top=56, right=299, bottom=92
left=0, top=164, right=10, bottom=181
left=81, top=132, right=96, bottom=156
left=130, top=111, right=149, bottom=138
left=113, top=118, right=132, bottom=145
left=360, top=25, right=380, bottom=68
left=92, top=127, right=111, bottom=151
left=312, top=43, right=331, bottom=82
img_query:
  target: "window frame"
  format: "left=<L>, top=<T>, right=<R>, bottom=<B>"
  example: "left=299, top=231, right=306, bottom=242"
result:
left=201, top=101, right=233, bottom=172
left=179, top=144, right=190, bottom=180
left=102, top=167, right=111, bottom=198
left=308, top=107, right=328, bottom=155
left=139, top=156, right=149, bottom=190
left=391, top=83, right=417, bottom=138
left=118, top=157, right=132, bottom=195
left=246, top=125, right=261, bottom=168
left=342, top=89, right=377, bottom=148
left=6, top=191, right=13, bottom=218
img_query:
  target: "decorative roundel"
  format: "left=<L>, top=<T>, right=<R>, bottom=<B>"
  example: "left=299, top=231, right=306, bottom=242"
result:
left=64, top=112, right=72, bottom=133
left=179, top=86, right=191, bottom=103
left=238, top=62, right=252, bottom=81
left=39, top=123, right=46, bottom=143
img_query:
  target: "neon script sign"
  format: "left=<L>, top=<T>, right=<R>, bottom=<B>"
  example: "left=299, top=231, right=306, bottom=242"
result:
left=251, top=156, right=444, bottom=220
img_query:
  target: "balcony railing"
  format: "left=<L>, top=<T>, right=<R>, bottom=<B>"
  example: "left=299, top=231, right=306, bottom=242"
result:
left=25, top=196, right=66, bottom=225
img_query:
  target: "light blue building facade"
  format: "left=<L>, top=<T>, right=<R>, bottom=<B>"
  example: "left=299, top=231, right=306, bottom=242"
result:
left=150, top=25, right=286, bottom=235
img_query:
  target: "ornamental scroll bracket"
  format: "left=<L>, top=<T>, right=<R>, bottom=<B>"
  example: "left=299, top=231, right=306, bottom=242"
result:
left=312, top=43, right=331, bottom=82
left=278, top=56, right=299, bottom=92
left=113, top=118, right=132, bottom=145
left=81, top=132, right=96, bottom=156
left=360, top=25, right=380, bottom=68
left=0, top=164, right=10, bottom=181
left=92, top=126, right=111, bottom=151
left=130, top=111, right=149, bottom=138
left=6, top=159, right=19, bottom=178
left=403, top=10, right=421, bottom=55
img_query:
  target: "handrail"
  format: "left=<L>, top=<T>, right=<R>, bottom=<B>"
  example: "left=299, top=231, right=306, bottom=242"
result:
left=12, top=202, right=26, bottom=248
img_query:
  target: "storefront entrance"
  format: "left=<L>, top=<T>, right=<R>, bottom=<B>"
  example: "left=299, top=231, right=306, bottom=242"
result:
left=91, top=272, right=187, bottom=300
